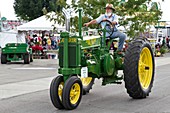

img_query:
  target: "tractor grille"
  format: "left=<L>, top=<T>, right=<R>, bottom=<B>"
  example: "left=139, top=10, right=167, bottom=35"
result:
left=59, top=43, right=77, bottom=67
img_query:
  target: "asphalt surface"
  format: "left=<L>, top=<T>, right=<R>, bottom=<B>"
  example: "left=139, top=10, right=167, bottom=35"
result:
left=0, top=53, right=170, bottom=113
left=0, top=59, right=58, bottom=85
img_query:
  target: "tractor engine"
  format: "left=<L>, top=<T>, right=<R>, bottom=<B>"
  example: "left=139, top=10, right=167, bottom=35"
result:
left=59, top=37, right=81, bottom=68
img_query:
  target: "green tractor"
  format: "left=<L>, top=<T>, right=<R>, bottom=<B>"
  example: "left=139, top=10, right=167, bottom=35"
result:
left=1, top=42, right=33, bottom=64
left=50, top=9, right=155, bottom=110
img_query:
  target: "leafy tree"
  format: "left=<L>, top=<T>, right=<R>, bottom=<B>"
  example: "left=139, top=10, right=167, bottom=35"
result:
left=50, top=0, right=162, bottom=39
left=14, top=0, right=57, bottom=21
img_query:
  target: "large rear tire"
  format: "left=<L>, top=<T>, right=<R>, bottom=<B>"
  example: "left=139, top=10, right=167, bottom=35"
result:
left=50, top=75, right=64, bottom=109
left=81, top=77, right=95, bottom=95
left=62, top=76, right=82, bottom=110
left=124, top=38, right=155, bottom=99
left=1, top=54, right=7, bottom=64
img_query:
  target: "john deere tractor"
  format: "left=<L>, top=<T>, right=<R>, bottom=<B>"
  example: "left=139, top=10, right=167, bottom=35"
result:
left=50, top=8, right=155, bottom=110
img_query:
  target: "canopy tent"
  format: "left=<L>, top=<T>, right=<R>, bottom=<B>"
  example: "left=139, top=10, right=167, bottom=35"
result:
left=0, top=30, right=26, bottom=48
left=17, top=15, right=65, bottom=31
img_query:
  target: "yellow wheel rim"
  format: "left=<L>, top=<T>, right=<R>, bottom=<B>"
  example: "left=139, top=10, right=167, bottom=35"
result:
left=138, top=47, right=153, bottom=89
left=58, top=82, right=64, bottom=101
left=81, top=77, right=93, bottom=86
left=70, top=83, right=81, bottom=104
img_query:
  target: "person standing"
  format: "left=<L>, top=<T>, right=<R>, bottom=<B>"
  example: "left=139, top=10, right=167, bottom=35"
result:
left=166, top=36, right=169, bottom=48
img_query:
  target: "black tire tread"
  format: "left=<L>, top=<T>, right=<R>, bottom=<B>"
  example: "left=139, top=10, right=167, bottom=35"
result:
left=50, top=75, right=64, bottom=109
left=62, top=76, right=82, bottom=110
left=82, top=77, right=95, bottom=95
left=1, top=54, right=7, bottom=64
left=123, top=38, right=155, bottom=99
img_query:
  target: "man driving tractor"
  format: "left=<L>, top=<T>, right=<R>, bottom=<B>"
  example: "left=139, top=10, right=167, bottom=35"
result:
left=84, top=3, right=126, bottom=54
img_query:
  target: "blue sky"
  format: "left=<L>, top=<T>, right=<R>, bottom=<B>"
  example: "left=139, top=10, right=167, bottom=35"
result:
left=0, top=0, right=170, bottom=21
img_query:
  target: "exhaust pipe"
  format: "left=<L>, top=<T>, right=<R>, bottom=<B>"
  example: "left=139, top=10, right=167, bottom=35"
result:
left=62, top=8, right=71, bottom=32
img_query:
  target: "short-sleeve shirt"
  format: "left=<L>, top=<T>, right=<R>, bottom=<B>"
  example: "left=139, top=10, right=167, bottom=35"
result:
left=96, top=14, right=119, bottom=37
left=96, top=14, right=118, bottom=25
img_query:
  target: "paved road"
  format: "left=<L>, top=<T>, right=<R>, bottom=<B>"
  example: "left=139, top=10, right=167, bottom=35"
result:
left=0, top=54, right=170, bottom=113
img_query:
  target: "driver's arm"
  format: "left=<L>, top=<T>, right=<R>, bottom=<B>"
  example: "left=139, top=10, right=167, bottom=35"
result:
left=84, top=15, right=104, bottom=27
left=84, top=20, right=97, bottom=26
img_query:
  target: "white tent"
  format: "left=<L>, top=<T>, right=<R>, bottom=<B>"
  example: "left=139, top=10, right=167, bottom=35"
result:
left=17, top=15, right=65, bottom=31
left=0, top=30, right=26, bottom=48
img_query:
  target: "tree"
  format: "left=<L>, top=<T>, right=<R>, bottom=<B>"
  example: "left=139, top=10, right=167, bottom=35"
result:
left=14, top=0, right=57, bottom=21
left=50, top=0, right=162, bottom=39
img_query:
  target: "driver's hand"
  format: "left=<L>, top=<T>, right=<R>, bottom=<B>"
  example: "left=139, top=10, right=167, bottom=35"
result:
left=102, top=18, right=107, bottom=21
left=84, top=23, right=89, bottom=27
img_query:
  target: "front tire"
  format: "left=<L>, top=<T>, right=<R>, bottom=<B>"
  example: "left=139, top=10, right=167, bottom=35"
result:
left=62, top=76, right=82, bottom=110
left=124, top=38, right=155, bottom=99
left=50, top=75, right=64, bottom=109
left=1, top=54, right=7, bottom=64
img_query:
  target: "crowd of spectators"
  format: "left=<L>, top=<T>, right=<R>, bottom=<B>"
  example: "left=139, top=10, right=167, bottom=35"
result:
left=155, top=36, right=170, bottom=54
left=155, top=36, right=170, bottom=48
left=26, top=33, right=60, bottom=54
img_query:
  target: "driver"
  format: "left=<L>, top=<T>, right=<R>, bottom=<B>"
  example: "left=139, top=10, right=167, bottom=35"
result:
left=84, top=3, right=126, bottom=54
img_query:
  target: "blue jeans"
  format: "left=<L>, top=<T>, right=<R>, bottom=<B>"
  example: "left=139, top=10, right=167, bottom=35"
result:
left=110, top=30, right=126, bottom=51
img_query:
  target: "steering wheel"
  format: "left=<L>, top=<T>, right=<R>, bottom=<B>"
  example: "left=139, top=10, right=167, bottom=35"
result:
left=98, top=20, right=115, bottom=38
